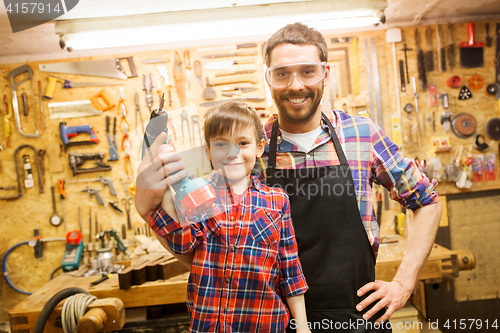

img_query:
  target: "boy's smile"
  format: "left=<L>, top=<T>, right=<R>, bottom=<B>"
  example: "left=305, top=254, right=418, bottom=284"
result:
left=207, top=126, right=265, bottom=193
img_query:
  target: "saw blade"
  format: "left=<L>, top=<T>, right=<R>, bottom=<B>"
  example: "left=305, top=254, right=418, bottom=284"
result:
left=48, top=100, right=102, bottom=119
left=39, top=59, right=128, bottom=80
left=486, top=118, right=500, bottom=140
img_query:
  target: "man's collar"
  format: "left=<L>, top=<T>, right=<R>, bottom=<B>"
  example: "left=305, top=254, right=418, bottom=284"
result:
left=263, top=107, right=338, bottom=144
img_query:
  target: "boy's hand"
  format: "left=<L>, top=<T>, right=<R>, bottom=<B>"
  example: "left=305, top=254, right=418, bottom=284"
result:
left=135, top=132, right=189, bottom=221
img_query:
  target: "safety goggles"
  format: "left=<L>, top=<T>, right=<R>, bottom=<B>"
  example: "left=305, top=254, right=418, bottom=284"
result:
left=265, top=62, right=327, bottom=88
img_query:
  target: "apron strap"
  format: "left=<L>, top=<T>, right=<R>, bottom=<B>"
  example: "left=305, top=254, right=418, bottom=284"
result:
left=268, top=117, right=280, bottom=168
left=268, top=112, right=349, bottom=167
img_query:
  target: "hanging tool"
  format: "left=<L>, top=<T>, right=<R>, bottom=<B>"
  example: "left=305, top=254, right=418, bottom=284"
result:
left=486, top=118, right=500, bottom=140
left=37, top=81, right=45, bottom=133
left=48, top=100, right=102, bottom=119
left=21, top=93, right=28, bottom=116
left=181, top=109, right=192, bottom=147
left=428, top=84, right=438, bottom=106
left=69, top=176, right=119, bottom=198
left=39, top=57, right=138, bottom=80
left=451, top=113, right=477, bottom=138
left=436, top=25, right=446, bottom=72
left=0, top=145, right=43, bottom=200
left=201, top=50, right=257, bottom=59
left=113, top=116, right=118, bottom=157
left=460, top=22, right=484, bottom=68
left=215, top=69, right=258, bottom=77
left=143, top=73, right=154, bottom=111
left=191, top=115, right=203, bottom=147
left=222, top=87, right=258, bottom=94
left=399, top=60, right=406, bottom=92
left=3, top=95, right=12, bottom=148
left=9, top=65, right=39, bottom=138
left=425, top=26, right=435, bottom=72
left=469, top=75, right=484, bottom=90
left=415, top=29, right=428, bottom=92
left=157, top=65, right=172, bottom=107
left=142, top=95, right=217, bottom=218
left=412, top=77, right=423, bottom=145
left=37, top=149, right=45, bottom=186
left=204, top=58, right=255, bottom=70
left=50, top=185, right=63, bottom=227
left=61, top=230, right=84, bottom=271
left=59, top=122, right=99, bottom=152
left=122, top=197, right=133, bottom=230
left=134, top=92, right=145, bottom=134
left=202, top=77, right=216, bottom=100
left=109, top=201, right=123, bottom=214
left=485, top=23, right=493, bottom=48
left=142, top=58, right=169, bottom=64
left=458, top=86, right=472, bottom=100
left=80, top=187, right=106, bottom=207
left=22, top=155, right=34, bottom=188
left=401, top=44, right=412, bottom=84
left=199, top=96, right=265, bottom=108
left=173, top=52, right=186, bottom=106
left=197, top=43, right=257, bottom=52
left=43, top=76, right=121, bottom=99
left=89, top=90, right=115, bottom=111
left=447, top=24, right=456, bottom=70
left=68, top=152, right=111, bottom=176
left=184, top=50, right=191, bottom=89
left=206, top=76, right=258, bottom=86
left=78, top=206, right=82, bottom=233
left=58, top=179, right=67, bottom=231
left=122, top=117, right=133, bottom=175
left=194, top=60, right=203, bottom=88
left=441, top=93, right=449, bottom=109
left=106, top=116, right=118, bottom=161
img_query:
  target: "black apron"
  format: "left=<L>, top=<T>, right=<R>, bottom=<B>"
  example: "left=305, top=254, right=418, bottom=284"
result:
left=266, top=114, right=390, bottom=333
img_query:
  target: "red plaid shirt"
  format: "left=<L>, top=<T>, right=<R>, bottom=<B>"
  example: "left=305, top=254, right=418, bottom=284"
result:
left=149, top=172, right=308, bottom=333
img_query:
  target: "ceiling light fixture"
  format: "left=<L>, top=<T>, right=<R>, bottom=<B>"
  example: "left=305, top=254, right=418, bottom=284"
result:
left=56, top=0, right=387, bottom=51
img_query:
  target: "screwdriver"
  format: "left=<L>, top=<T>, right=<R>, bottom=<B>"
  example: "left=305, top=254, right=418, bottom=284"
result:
left=58, top=179, right=66, bottom=231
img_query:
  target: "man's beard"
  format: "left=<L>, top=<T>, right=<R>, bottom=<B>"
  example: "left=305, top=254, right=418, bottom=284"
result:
left=273, top=83, right=324, bottom=125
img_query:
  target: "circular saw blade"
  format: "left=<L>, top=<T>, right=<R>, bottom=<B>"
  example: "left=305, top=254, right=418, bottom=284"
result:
left=486, top=118, right=500, bottom=140
left=452, top=113, right=477, bottom=138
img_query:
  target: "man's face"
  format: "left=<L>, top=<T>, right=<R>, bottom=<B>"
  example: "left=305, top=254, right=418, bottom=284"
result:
left=267, top=44, right=329, bottom=126
left=207, top=125, right=265, bottom=182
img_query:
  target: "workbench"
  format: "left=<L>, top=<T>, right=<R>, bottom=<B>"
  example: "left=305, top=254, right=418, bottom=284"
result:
left=9, top=236, right=474, bottom=333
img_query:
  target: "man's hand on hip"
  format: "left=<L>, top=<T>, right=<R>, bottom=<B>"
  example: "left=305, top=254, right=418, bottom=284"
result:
left=355, top=280, right=412, bottom=324
left=135, top=132, right=189, bottom=222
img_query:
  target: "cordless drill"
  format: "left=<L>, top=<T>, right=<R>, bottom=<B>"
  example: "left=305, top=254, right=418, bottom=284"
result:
left=142, top=95, right=216, bottom=217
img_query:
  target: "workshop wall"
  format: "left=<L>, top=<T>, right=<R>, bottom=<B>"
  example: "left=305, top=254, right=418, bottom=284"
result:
left=0, top=20, right=499, bottom=317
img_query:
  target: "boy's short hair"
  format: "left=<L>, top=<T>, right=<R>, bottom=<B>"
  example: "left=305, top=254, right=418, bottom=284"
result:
left=264, top=22, right=328, bottom=67
left=203, top=101, right=263, bottom=144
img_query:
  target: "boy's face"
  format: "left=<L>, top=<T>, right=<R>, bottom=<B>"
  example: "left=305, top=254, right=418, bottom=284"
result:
left=207, top=125, right=265, bottom=182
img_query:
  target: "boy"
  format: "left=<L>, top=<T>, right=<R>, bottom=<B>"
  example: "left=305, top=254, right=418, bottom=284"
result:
left=145, top=101, right=310, bottom=333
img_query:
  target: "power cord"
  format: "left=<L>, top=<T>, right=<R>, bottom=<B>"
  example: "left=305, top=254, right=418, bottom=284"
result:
left=61, top=293, right=96, bottom=333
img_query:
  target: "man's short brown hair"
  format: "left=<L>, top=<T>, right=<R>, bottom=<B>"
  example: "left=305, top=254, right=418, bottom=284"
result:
left=264, top=22, right=328, bottom=67
left=203, top=101, right=263, bottom=144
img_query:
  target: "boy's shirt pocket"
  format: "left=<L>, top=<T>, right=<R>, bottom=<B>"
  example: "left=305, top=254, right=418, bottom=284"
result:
left=251, top=208, right=281, bottom=246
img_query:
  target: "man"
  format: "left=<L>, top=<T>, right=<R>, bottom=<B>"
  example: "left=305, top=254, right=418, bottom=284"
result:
left=136, top=23, right=442, bottom=332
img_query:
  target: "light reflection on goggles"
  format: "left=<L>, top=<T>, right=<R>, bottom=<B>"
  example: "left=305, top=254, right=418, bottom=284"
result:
left=265, top=62, right=327, bottom=88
